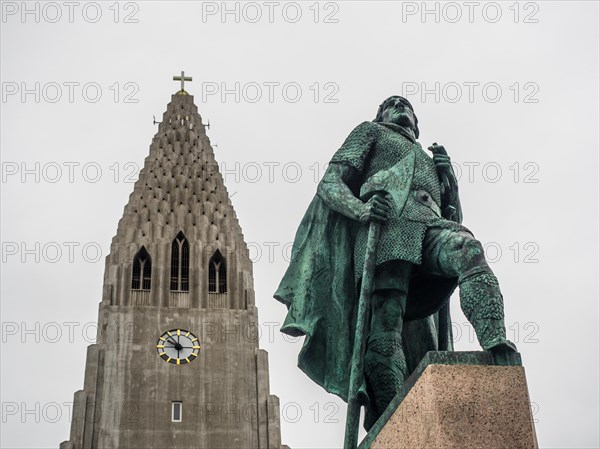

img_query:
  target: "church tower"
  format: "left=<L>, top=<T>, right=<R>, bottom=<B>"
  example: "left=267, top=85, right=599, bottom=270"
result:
left=60, top=74, right=287, bottom=449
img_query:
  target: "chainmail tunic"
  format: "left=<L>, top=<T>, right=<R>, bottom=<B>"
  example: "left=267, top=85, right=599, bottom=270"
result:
left=329, top=121, right=467, bottom=280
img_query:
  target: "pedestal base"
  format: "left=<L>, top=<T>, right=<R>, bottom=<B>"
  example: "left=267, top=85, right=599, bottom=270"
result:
left=359, top=351, right=538, bottom=449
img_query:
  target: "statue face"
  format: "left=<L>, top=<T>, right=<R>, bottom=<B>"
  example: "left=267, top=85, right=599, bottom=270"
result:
left=380, top=98, right=417, bottom=131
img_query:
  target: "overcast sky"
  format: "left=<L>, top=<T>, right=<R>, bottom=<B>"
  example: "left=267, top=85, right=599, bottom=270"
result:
left=1, top=1, right=599, bottom=448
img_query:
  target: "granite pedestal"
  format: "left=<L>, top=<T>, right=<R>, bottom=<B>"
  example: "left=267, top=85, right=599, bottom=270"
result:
left=359, top=351, right=538, bottom=449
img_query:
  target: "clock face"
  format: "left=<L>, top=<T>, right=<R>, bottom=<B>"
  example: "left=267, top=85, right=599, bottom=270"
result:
left=156, top=329, right=200, bottom=365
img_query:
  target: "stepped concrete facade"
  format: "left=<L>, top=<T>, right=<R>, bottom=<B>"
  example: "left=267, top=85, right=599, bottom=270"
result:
left=60, top=90, right=287, bottom=449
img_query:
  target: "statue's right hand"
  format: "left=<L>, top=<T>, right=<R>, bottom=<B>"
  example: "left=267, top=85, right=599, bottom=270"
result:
left=358, top=194, right=391, bottom=224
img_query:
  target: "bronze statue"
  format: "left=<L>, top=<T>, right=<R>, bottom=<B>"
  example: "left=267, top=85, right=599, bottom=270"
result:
left=274, top=96, right=517, bottom=446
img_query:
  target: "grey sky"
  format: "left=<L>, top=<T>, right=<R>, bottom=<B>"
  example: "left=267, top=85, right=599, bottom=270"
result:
left=1, top=1, right=599, bottom=448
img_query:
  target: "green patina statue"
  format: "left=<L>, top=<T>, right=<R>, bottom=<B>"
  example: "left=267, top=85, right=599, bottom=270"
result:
left=274, top=96, right=517, bottom=444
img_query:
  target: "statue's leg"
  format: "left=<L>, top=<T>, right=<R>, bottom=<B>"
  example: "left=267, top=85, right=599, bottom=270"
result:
left=364, top=261, right=411, bottom=417
left=421, top=228, right=516, bottom=356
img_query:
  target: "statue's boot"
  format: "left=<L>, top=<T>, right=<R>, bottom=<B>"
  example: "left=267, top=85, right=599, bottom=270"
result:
left=459, top=269, right=518, bottom=364
left=364, top=330, right=407, bottom=417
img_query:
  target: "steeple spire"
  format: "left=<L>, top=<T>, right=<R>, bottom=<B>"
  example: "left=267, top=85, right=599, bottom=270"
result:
left=107, top=90, right=252, bottom=309
left=60, top=85, right=286, bottom=449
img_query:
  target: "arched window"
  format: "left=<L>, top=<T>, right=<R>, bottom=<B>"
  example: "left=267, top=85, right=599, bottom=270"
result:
left=170, top=231, right=190, bottom=291
left=208, top=250, right=226, bottom=293
left=132, top=247, right=151, bottom=290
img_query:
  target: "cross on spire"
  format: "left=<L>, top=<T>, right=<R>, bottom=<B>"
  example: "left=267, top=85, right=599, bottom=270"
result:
left=173, top=71, right=192, bottom=94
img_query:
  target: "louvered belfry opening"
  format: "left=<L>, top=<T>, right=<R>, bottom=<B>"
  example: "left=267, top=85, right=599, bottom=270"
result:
left=132, top=246, right=152, bottom=290
left=208, top=249, right=227, bottom=294
left=170, top=231, right=190, bottom=291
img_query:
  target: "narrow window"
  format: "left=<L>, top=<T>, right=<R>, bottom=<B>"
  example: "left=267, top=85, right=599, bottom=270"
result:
left=170, top=232, right=190, bottom=291
left=208, top=250, right=227, bottom=293
left=171, top=401, right=182, bottom=422
left=132, top=247, right=151, bottom=290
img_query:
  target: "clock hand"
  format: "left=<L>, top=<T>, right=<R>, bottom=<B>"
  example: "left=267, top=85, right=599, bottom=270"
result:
left=166, top=337, right=183, bottom=351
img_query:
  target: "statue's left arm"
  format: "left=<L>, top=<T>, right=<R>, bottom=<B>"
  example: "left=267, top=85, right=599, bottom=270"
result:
left=428, top=143, right=463, bottom=224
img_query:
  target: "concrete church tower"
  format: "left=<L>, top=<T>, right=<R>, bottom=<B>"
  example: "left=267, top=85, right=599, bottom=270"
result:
left=61, top=75, right=287, bottom=449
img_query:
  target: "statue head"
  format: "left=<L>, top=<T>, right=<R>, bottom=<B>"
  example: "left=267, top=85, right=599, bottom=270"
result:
left=374, top=96, right=419, bottom=139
